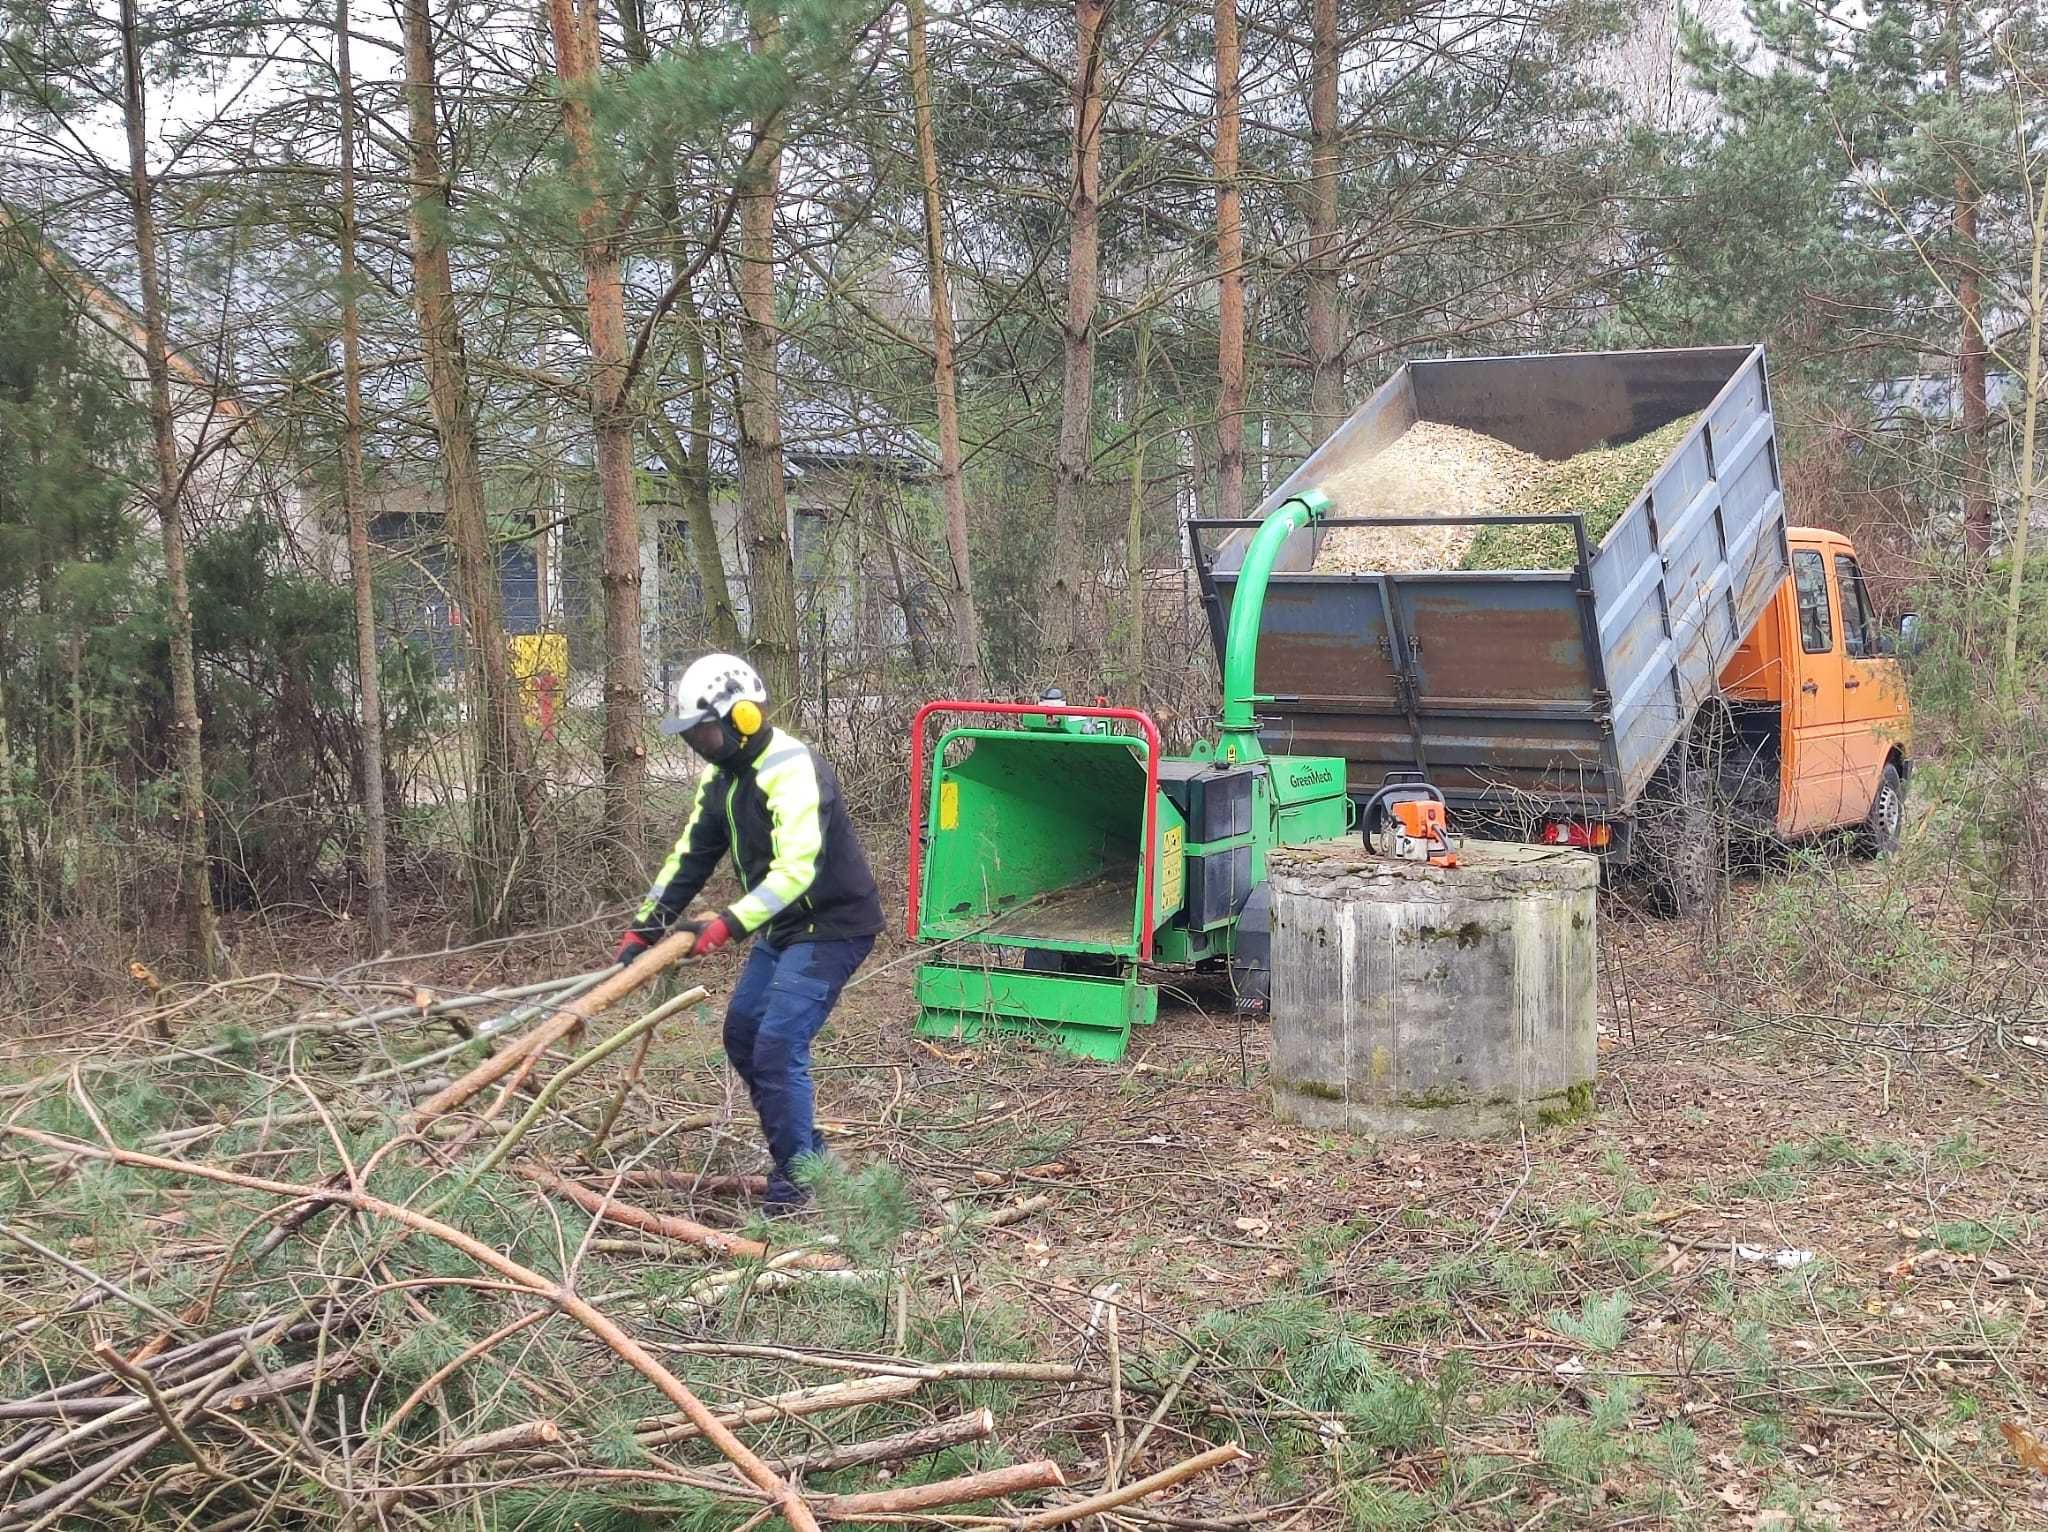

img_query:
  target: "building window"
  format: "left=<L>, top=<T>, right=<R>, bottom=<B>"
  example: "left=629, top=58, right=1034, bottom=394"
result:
left=794, top=510, right=830, bottom=580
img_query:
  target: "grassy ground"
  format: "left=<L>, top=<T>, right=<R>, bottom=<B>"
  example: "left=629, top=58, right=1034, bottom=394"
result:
left=483, top=838, right=2039, bottom=1530
left=4, top=836, right=2043, bottom=1529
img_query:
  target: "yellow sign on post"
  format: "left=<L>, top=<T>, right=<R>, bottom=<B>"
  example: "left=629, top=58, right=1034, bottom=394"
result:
left=509, top=633, right=568, bottom=738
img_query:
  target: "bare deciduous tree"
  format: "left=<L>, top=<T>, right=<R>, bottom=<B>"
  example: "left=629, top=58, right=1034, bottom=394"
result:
left=1046, top=0, right=1111, bottom=672
left=401, top=0, right=546, bottom=929
left=906, top=0, right=981, bottom=693
left=119, top=0, right=219, bottom=974
left=1950, top=3, right=1993, bottom=560
left=1305, top=0, right=1342, bottom=437
left=1214, top=0, right=1245, bottom=521
left=334, top=0, right=388, bottom=953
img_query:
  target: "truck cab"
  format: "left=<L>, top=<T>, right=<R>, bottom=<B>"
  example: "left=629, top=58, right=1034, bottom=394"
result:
left=1719, top=528, right=1912, bottom=848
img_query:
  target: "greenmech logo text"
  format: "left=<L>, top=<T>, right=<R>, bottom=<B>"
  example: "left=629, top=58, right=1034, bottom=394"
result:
left=1287, top=766, right=1334, bottom=790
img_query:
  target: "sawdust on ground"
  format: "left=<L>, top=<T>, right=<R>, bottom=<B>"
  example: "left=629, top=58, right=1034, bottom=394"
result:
left=1309, top=421, right=1546, bottom=573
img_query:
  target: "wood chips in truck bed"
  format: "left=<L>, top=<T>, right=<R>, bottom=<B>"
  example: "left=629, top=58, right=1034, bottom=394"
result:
left=1303, top=412, right=1705, bottom=573
left=1308, top=422, right=1546, bottom=573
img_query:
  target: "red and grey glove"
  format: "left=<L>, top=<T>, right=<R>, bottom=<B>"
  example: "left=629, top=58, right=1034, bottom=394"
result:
left=681, top=914, right=734, bottom=955
left=614, top=929, right=654, bottom=967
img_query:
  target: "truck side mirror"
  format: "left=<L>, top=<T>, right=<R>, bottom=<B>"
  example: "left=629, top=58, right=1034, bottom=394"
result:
left=1897, top=612, right=1922, bottom=655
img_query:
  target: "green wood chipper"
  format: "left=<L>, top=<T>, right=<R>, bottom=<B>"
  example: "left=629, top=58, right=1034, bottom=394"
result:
left=906, top=488, right=1350, bottom=1061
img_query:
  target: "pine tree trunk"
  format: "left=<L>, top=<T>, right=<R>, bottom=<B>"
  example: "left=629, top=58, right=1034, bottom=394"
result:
left=336, top=0, right=391, bottom=953
left=1214, top=0, right=1246, bottom=522
left=401, top=0, right=546, bottom=931
left=547, top=0, right=645, bottom=895
left=1305, top=0, right=1342, bottom=439
left=1045, top=0, right=1111, bottom=675
left=906, top=0, right=981, bottom=692
left=736, top=11, right=801, bottom=711
left=1950, top=10, right=1991, bottom=560
left=120, top=0, right=220, bottom=976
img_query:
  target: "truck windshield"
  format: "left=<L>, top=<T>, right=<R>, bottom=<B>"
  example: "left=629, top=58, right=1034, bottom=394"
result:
left=1794, top=550, right=1833, bottom=654
left=1835, top=554, right=1875, bottom=658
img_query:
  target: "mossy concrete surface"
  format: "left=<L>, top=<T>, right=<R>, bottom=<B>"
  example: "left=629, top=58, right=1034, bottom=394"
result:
left=1268, top=839, right=1599, bottom=1138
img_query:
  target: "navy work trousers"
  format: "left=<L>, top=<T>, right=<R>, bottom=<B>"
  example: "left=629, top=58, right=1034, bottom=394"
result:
left=722, top=935, right=875, bottom=1204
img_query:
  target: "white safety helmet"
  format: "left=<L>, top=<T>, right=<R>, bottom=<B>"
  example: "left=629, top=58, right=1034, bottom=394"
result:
left=662, top=653, right=769, bottom=738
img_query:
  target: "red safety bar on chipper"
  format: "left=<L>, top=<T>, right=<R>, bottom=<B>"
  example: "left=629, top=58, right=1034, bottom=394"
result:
left=906, top=701, right=1165, bottom=962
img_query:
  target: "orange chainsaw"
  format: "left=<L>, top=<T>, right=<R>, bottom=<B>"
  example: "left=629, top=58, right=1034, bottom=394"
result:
left=1361, top=773, right=1460, bottom=868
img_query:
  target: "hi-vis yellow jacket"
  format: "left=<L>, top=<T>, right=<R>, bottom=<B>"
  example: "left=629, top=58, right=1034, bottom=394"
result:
left=633, top=727, right=883, bottom=947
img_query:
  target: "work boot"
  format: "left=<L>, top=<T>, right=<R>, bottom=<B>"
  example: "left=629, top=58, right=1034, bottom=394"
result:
left=762, top=1166, right=809, bottom=1218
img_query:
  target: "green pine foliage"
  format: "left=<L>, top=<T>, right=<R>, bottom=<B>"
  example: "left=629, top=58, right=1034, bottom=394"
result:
left=1547, top=1289, right=1632, bottom=1354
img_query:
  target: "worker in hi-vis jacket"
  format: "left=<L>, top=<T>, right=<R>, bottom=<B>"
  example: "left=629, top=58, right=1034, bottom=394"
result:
left=615, top=653, right=883, bottom=1213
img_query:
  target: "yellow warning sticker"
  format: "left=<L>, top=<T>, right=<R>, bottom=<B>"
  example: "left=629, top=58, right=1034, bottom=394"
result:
left=938, top=779, right=959, bottom=831
left=1158, top=824, right=1184, bottom=910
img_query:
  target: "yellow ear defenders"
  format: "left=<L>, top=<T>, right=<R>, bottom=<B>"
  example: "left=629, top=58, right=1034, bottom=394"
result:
left=729, top=698, right=764, bottom=737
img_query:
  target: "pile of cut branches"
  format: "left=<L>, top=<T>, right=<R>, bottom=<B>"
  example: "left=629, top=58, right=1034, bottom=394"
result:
left=0, top=937, right=1257, bottom=1530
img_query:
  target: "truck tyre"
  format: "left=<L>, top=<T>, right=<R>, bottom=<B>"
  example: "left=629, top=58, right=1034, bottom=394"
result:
left=1856, top=761, right=1905, bottom=857
left=1639, top=727, right=1724, bottom=917
left=1645, top=788, right=1717, bottom=916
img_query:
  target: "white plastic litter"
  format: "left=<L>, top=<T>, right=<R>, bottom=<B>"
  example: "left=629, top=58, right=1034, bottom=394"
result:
left=1735, top=1245, right=1815, bottom=1270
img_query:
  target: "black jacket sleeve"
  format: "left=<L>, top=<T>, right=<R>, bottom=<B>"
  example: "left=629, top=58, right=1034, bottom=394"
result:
left=630, top=772, right=728, bottom=939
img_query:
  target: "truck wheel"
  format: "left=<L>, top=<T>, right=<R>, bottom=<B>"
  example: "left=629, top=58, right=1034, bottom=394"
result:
left=1856, top=762, right=1905, bottom=857
left=1648, top=791, right=1717, bottom=916
left=1639, top=745, right=1722, bottom=917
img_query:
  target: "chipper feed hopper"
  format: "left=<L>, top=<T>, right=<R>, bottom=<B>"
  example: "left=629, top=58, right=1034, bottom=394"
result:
left=907, top=490, right=1350, bottom=1062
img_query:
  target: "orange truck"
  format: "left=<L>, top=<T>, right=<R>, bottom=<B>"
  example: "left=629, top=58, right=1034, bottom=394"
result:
left=1719, top=526, right=1912, bottom=856
left=1192, top=346, right=1914, bottom=911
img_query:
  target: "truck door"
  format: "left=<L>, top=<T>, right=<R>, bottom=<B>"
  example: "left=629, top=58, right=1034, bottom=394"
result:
left=1832, top=552, right=1900, bottom=825
left=1784, top=545, right=1845, bottom=834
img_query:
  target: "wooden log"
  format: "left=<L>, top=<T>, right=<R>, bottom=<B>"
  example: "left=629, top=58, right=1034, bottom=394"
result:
left=1014, top=1443, right=1248, bottom=1531
left=410, top=927, right=697, bottom=1123
left=635, top=1375, right=924, bottom=1447
left=811, top=1459, right=1066, bottom=1518
left=218, top=1354, right=363, bottom=1411
left=521, top=1165, right=839, bottom=1268
left=968, top=1194, right=1053, bottom=1230
left=762, top=1409, right=993, bottom=1476
left=361, top=1420, right=564, bottom=1523
left=571, top=1168, right=772, bottom=1197
left=658, top=1345, right=1098, bottom=1387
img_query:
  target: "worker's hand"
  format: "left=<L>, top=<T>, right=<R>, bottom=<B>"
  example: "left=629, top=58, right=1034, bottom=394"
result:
left=613, top=930, right=652, bottom=967
left=681, top=915, right=733, bottom=955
